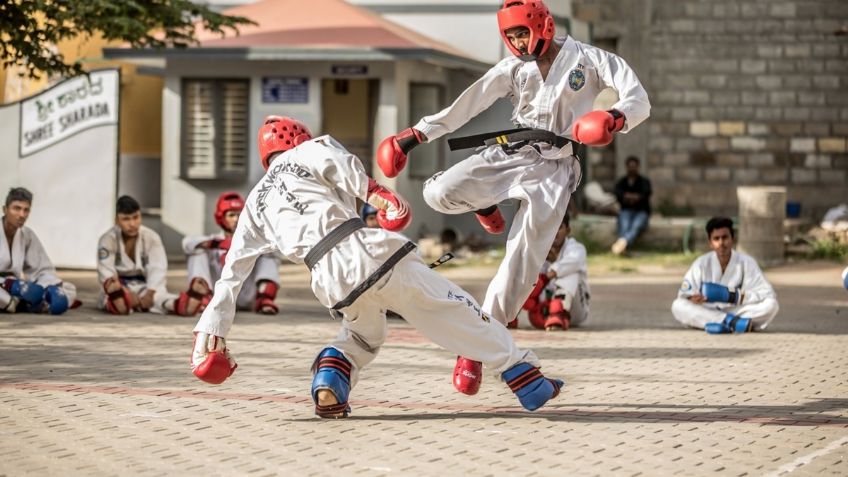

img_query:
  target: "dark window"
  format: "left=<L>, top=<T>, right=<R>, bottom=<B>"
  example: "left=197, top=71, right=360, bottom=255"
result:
left=181, top=78, right=249, bottom=180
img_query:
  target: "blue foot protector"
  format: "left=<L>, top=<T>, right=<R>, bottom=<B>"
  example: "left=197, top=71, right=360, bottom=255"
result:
left=502, top=362, right=564, bottom=411
left=310, top=347, right=352, bottom=418
left=2, top=279, right=45, bottom=313
left=44, top=285, right=69, bottom=315
left=705, top=313, right=752, bottom=334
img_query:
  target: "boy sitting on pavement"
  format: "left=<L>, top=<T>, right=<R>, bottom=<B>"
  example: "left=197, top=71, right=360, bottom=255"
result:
left=176, top=191, right=280, bottom=316
left=97, top=196, right=179, bottom=315
left=671, top=217, right=779, bottom=334
left=0, top=187, right=79, bottom=315
left=521, top=213, right=590, bottom=330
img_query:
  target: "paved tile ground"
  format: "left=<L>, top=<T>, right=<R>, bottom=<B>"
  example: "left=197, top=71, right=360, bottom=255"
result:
left=1, top=260, right=847, bottom=476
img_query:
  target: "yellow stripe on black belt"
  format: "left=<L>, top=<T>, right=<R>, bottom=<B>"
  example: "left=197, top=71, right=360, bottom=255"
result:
left=496, top=135, right=508, bottom=144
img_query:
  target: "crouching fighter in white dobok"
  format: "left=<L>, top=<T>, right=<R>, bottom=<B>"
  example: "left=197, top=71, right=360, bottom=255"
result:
left=191, top=116, right=564, bottom=418
left=376, top=0, right=650, bottom=394
left=672, top=217, right=779, bottom=334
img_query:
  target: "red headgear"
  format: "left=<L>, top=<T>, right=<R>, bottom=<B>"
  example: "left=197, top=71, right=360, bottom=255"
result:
left=257, top=115, right=313, bottom=170
left=497, top=0, right=555, bottom=61
left=214, top=191, right=245, bottom=232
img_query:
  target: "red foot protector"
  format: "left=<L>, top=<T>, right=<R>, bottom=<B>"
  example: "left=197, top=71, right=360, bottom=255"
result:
left=453, top=356, right=483, bottom=395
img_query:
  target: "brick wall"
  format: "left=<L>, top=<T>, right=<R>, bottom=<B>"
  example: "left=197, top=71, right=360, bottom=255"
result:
left=573, top=0, right=848, bottom=218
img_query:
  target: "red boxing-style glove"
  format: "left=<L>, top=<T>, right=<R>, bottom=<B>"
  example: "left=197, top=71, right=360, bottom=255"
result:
left=191, top=333, right=237, bottom=385
left=376, top=127, right=425, bottom=178
left=366, top=178, right=412, bottom=231
left=573, top=109, right=626, bottom=146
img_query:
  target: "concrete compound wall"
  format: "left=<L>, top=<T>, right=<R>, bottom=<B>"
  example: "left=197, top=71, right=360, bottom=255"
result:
left=573, top=0, right=848, bottom=219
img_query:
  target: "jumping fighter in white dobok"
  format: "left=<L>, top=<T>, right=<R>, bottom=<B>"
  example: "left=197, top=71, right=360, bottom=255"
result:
left=376, top=0, right=650, bottom=394
left=190, top=116, right=564, bottom=418
left=672, top=217, right=779, bottom=334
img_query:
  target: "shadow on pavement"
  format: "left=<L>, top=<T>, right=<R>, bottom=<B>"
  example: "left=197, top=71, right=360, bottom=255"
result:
left=343, top=397, right=848, bottom=427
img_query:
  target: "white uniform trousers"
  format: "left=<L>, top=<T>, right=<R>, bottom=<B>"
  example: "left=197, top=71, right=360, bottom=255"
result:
left=325, top=254, right=539, bottom=388
left=671, top=297, right=779, bottom=331
left=187, top=252, right=279, bottom=310
left=550, top=273, right=590, bottom=327
left=423, top=144, right=578, bottom=325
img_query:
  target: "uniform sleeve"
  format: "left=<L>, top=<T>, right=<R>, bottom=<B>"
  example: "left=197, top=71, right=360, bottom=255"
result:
left=182, top=234, right=214, bottom=255
left=193, top=209, right=272, bottom=338
left=677, top=259, right=702, bottom=299
left=22, top=231, right=61, bottom=287
left=96, top=233, right=118, bottom=285
left=588, top=46, right=651, bottom=133
left=320, top=149, right=370, bottom=201
left=413, top=61, right=514, bottom=141
left=741, top=258, right=776, bottom=304
left=549, top=242, right=586, bottom=278
left=144, top=232, right=169, bottom=292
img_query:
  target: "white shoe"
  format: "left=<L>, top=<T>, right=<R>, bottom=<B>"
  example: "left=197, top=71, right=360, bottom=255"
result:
left=611, top=238, right=628, bottom=255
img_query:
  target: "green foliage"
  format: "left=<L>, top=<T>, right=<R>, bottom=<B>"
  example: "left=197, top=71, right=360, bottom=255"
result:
left=587, top=252, right=696, bottom=273
left=0, top=0, right=255, bottom=79
left=808, top=239, right=848, bottom=261
left=656, top=198, right=694, bottom=218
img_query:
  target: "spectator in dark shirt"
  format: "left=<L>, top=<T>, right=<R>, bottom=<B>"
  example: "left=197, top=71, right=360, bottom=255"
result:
left=612, top=156, right=652, bottom=255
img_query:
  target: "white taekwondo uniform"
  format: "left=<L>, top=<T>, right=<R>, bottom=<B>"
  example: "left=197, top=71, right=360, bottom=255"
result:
left=183, top=233, right=280, bottom=310
left=97, top=225, right=176, bottom=314
left=193, top=135, right=538, bottom=386
left=543, top=236, right=590, bottom=326
left=415, top=36, right=650, bottom=325
left=0, top=220, right=77, bottom=309
left=672, top=250, right=779, bottom=330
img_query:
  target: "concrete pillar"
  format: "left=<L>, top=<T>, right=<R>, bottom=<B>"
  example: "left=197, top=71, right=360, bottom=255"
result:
left=737, top=186, right=786, bottom=266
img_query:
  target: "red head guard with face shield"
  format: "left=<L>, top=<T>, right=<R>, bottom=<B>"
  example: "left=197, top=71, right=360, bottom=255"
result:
left=257, top=115, right=313, bottom=170
left=497, top=0, right=555, bottom=61
left=214, top=191, right=245, bottom=232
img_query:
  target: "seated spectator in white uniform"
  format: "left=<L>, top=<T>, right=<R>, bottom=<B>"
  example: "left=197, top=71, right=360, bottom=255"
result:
left=671, top=217, right=779, bottom=334
left=97, top=195, right=178, bottom=315
left=521, top=213, right=589, bottom=331
left=175, top=191, right=280, bottom=316
left=0, top=187, right=79, bottom=314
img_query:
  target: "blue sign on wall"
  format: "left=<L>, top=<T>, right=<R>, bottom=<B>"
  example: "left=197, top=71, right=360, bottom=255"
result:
left=262, top=77, right=309, bottom=104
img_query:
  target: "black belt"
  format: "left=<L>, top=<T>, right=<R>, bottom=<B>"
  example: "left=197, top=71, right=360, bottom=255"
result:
left=304, top=218, right=366, bottom=270
left=447, top=127, right=574, bottom=151
left=331, top=241, right=417, bottom=310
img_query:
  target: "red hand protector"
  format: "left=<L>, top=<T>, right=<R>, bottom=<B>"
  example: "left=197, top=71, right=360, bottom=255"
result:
left=573, top=109, right=625, bottom=146
left=376, top=128, right=424, bottom=178
left=366, top=178, right=412, bottom=231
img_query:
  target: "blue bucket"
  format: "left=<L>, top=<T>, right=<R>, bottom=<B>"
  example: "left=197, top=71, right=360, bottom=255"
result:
left=786, top=202, right=801, bottom=218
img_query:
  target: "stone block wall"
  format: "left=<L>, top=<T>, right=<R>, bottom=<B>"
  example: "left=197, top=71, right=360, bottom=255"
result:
left=573, top=0, right=848, bottom=219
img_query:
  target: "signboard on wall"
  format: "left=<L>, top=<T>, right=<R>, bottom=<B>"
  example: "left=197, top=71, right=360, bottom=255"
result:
left=331, top=65, right=368, bottom=76
left=0, top=68, right=120, bottom=269
left=261, top=77, right=309, bottom=103
left=19, top=70, right=119, bottom=157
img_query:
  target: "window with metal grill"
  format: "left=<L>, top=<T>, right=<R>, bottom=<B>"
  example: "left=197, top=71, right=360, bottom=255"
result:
left=181, top=78, right=249, bottom=180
